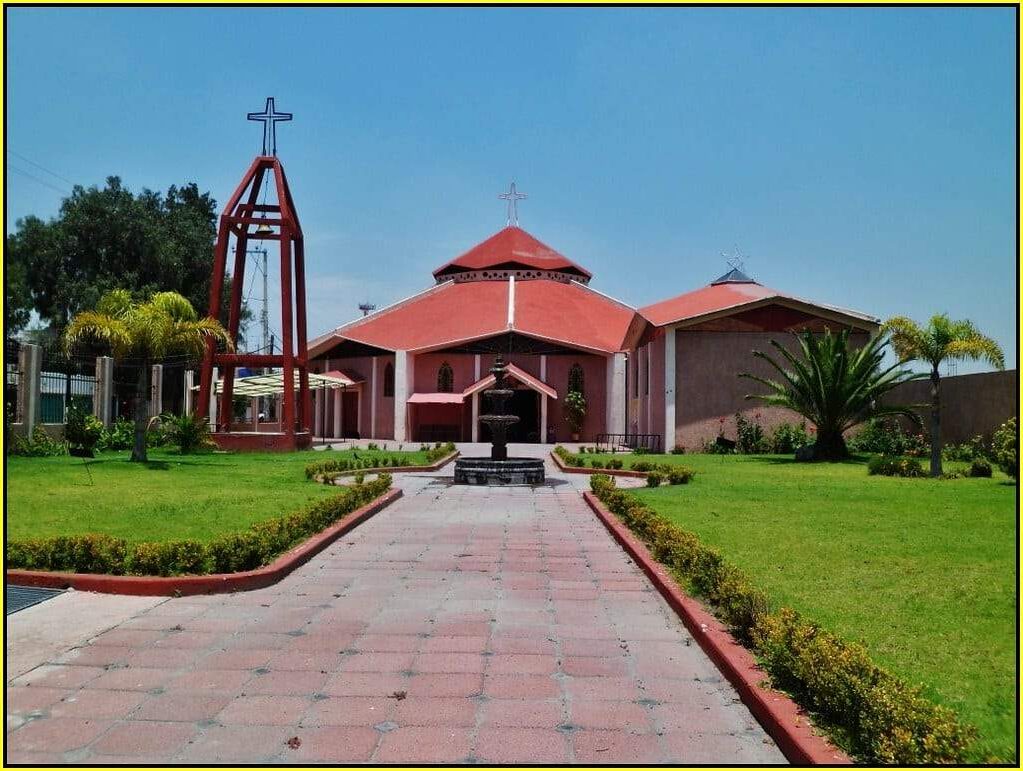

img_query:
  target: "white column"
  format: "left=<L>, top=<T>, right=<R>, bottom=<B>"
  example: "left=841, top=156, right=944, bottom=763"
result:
left=18, top=344, right=41, bottom=434
left=209, top=367, right=219, bottom=428
left=393, top=350, right=409, bottom=443
left=664, top=330, right=676, bottom=452
left=370, top=357, right=378, bottom=439
left=250, top=397, right=259, bottom=430
left=333, top=388, right=342, bottom=438
left=183, top=368, right=194, bottom=418
left=608, top=352, right=627, bottom=436
left=644, top=346, right=651, bottom=433
left=95, top=356, right=115, bottom=426
left=471, top=392, right=480, bottom=442
left=149, top=364, right=163, bottom=418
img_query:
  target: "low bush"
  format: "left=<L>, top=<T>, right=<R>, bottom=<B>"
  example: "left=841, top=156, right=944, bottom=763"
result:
left=991, top=418, right=1017, bottom=480
left=849, top=418, right=928, bottom=458
left=671, top=445, right=686, bottom=454
left=868, top=456, right=925, bottom=478
left=645, top=471, right=663, bottom=487
left=771, top=421, right=810, bottom=454
left=968, top=459, right=992, bottom=478
left=632, top=446, right=650, bottom=455
left=607, top=458, right=624, bottom=470
left=587, top=476, right=975, bottom=763
left=590, top=460, right=605, bottom=469
left=12, top=426, right=68, bottom=457
left=7, top=475, right=393, bottom=577
left=64, top=403, right=103, bottom=453
left=667, top=467, right=695, bottom=485
left=631, top=461, right=653, bottom=473
left=161, top=412, right=215, bottom=454
left=735, top=412, right=767, bottom=454
left=425, top=442, right=457, bottom=463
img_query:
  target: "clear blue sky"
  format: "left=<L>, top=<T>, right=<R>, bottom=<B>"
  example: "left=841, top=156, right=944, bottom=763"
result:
left=6, top=7, right=1017, bottom=371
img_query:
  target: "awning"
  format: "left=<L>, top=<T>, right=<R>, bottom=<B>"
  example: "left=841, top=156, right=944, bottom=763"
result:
left=211, top=370, right=362, bottom=397
left=462, top=363, right=557, bottom=400
left=407, top=392, right=465, bottom=405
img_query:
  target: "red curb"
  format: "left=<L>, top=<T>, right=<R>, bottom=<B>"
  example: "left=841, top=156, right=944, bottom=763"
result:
left=7, top=488, right=403, bottom=597
left=314, top=450, right=460, bottom=482
left=583, top=490, right=851, bottom=766
left=549, top=451, right=648, bottom=478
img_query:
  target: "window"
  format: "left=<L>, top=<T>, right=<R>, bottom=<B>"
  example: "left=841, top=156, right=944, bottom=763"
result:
left=383, top=362, right=394, bottom=397
left=568, top=363, right=585, bottom=396
left=437, top=362, right=454, bottom=393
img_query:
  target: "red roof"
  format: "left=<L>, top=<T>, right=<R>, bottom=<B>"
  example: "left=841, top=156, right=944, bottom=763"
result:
left=310, top=277, right=640, bottom=356
left=639, top=280, right=877, bottom=329
left=432, top=226, right=592, bottom=281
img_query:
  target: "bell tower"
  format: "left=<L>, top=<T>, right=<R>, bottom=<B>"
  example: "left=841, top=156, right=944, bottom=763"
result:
left=196, top=98, right=312, bottom=449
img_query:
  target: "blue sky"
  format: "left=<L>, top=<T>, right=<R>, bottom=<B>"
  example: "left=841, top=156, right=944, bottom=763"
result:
left=6, top=7, right=1017, bottom=371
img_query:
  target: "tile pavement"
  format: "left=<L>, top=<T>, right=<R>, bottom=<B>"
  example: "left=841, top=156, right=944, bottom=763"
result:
left=6, top=461, right=785, bottom=764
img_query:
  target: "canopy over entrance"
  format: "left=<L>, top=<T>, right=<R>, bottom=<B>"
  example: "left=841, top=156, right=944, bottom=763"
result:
left=212, top=370, right=362, bottom=397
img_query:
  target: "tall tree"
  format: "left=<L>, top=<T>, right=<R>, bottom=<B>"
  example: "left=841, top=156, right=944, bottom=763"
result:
left=741, top=329, right=922, bottom=461
left=5, top=177, right=244, bottom=340
left=64, top=290, right=232, bottom=462
left=882, top=314, right=1005, bottom=476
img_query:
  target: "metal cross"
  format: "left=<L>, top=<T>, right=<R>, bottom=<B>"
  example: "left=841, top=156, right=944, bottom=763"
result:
left=498, top=182, right=527, bottom=226
left=247, top=97, right=293, bottom=156
left=722, top=247, right=747, bottom=274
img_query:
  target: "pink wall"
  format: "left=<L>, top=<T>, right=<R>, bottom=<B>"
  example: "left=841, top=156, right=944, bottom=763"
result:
left=313, top=353, right=394, bottom=439
left=544, top=354, right=607, bottom=442
left=413, top=353, right=478, bottom=393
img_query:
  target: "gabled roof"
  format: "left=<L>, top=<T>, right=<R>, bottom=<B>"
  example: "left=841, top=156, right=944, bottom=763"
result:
left=432, top=226, right=592, bottom=281
left=639, top=277, right=878, bottom=330
left=309, top=276, right=641, bottom=357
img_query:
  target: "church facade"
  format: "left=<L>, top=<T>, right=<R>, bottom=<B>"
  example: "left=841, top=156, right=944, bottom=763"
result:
left=307, top=226, right=877, bottom=449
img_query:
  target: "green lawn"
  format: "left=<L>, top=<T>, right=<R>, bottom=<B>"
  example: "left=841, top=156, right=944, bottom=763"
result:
left=6, top=447, right=431, bottom=544
left=579, top=451, right=1017, bottom=762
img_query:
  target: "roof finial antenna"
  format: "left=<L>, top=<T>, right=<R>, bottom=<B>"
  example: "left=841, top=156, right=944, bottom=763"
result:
left=498, top=182, right=527, bottom=226
left=247, top=97, right=293, bottom=156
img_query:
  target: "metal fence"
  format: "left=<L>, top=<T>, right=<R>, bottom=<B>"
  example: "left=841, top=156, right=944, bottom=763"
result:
left=595, top=432, right=663, bottom=453
left=38, top=345, right=96, bottom=423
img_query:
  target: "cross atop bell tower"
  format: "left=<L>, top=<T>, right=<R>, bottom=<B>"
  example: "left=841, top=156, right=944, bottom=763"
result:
left=498, top=182, right=527, bottom=227
left=247, top=97, right=293, bottom=156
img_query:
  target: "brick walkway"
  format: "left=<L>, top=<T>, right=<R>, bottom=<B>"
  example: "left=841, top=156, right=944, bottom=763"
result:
left=6, top=468, right=785, bottom=764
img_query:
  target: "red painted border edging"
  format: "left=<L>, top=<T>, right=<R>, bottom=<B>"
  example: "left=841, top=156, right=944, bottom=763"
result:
left=550, top=450, right=648, bottom=478
left=316, top=450, right=460, bottom=482
left=7, top=488, right=403, bottom=597
left=583, top=490, right=851, bottom=766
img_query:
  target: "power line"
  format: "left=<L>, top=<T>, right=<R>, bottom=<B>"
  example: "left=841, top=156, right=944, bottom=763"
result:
left=7, top=149, right=78, bottom=187
left=8, top=164, right=70, bottom=195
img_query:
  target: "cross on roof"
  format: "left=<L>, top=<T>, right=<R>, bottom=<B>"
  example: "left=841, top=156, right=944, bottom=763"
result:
left=498, top=182, right=527, bottom=226
left=247, top=97, right=293, bottom=156
left=722, top=248, right=747, bottom=274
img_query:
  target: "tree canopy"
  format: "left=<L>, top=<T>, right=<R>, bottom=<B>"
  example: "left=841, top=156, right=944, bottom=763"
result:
left=5, top=176, right=243, bottom=339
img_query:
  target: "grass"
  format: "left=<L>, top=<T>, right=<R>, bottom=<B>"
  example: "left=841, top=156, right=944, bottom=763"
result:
left=6, top=447, right=431, bottom=544
left=576, top=450, right=1017, bottom=762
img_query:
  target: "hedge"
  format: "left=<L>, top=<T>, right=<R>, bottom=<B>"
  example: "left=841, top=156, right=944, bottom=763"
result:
left=6, top=475, right=393, bottom=577
left=588, top=474, right=975, bottom=764
left=304, top=442, right=456, bottom=481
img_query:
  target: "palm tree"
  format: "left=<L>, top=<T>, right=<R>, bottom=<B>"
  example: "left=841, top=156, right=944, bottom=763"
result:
left=741, top=329, right=922, bottom=461
left=64, top=290, right=232, bottom=462
left=882, top=314, right=1004, bottom=476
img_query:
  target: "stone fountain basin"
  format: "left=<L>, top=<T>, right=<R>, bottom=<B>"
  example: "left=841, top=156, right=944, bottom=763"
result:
left=453, top=456, right=545, bottom=485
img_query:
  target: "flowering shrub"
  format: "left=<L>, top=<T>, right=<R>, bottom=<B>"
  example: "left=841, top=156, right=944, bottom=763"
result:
left=12, top=426, right=68, bottom=457
left=735, top=412, right=767, bottom=454
left=645, top=471, right=663, bottom=487
left=587, top=474, right=975, bottom=763
left=991, top=418, right=1017, bottom=480
left=868, top=456, right=925, bottom=478
left=848, top=418, right=928, bottom=457
left=771, top=421, right=811, bottom=454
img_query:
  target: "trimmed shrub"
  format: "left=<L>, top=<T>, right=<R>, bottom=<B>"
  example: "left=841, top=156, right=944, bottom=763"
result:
left=868, top=455, right=925, bottom=478
left=668, top=467, right=695, bottom=485
left=968, top=459, right=992, bottom=478
left=590, top=460, right=605, bottom=469
left=607, top=458, right=624, bottom=470
left=671, top=445, right=686, bottom=454
left=587, top=476, right=976, bottom=764
left=6, top=475, right=393, bottom=577
left=771, top=421, right=810, bottom=454
left=631, top=461, right=653, bottom=473
left=645, top=471, right=663, bottom=487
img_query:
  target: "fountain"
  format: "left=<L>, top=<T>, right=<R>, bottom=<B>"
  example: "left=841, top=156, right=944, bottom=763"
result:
left=454, top=355, right=546, bottom=485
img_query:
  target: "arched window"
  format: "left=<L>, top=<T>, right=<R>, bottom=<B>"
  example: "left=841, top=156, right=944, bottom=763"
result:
left=383, top=362, right=395, bottom=398
left=437, top=362, right=454, bottom=393
left=568, top=363, right=585, bottom=396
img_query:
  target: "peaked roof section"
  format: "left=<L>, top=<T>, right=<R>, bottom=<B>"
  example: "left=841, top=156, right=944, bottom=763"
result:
left=639, top=277, right=878, bottom=330
left=432, top=226, right=592, bottom=281
left=711, top=267, right=756, bottom=284
left=309, top=276, right=641, bottom=357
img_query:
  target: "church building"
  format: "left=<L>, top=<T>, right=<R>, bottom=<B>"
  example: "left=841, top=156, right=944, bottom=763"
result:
left=307, top=225, right=877, bottom=449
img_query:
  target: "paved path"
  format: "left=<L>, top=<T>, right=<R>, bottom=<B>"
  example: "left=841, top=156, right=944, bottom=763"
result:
left=6, top=459, right=784, bottom=764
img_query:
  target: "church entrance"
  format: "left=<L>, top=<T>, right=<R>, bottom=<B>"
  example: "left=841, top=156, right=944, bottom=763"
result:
left=481, top=387, right=540, bottom=443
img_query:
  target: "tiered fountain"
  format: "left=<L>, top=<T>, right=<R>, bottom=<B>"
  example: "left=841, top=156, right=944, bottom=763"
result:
left=454, top=355, right=545, bottom=485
